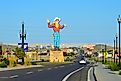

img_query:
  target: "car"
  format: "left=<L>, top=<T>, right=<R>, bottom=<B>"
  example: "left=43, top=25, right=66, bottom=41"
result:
left=79, top=60, right=86, bottom=64
left=79, top=58, right=87, bottom=64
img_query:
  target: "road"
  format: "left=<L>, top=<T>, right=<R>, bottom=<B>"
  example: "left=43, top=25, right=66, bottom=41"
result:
left=0, top=55, right=90, bottom=81
left=0, top=63, right=90, bottom=81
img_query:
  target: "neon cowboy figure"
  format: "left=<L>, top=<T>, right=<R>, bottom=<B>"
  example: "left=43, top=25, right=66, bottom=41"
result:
left=47, top=17, right=66, bottom=50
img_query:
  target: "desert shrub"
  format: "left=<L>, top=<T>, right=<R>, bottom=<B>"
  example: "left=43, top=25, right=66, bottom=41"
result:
left=0, top=61, right=7, bottom=68
left=65, top=57, right=70, bottom=61
left=110, top=63, right=120, bottom=71
left=2, top=58, right=9, bottom=65
left=119, top=70, right=121, bottom=75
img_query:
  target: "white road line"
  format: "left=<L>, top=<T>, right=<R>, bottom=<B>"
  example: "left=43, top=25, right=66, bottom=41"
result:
left=38, top=69, right=43, bottom=72
left=47, top=68, right=52, bottom=70
left=62, top=67, right=84, bottom=81
left=59, top=66, right=64, bottom=68
left=26, top=71, right=33, bottom=74
left=54, top=67, right=58, bottom=69
left=88, top=67, right=92, bottom=81
left=0, top=77, right=9, bottom=79
left=9, top=75, right=19, bottom=78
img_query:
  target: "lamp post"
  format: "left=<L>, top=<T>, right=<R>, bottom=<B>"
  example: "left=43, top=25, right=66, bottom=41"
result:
left=116, top=34, right=118, bottom=64
left=114, top=38, right=116, bottom=63
left=117, top=15, right=121, bottom=66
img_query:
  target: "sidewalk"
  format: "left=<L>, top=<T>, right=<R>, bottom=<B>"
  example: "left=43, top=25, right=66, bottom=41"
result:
left=0, top=65, right=43, bottom=71
left=95, top=63, right=121, bottom=81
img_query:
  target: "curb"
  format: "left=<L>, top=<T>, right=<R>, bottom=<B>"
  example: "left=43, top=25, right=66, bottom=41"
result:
left=93, top=67, right=97, bottom=81
left=88, top=66, right=97, bottom=81
left=88, top=67, right=92, bottom=81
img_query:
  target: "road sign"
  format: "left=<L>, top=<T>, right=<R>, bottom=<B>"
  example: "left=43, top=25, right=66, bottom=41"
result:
left=104, top=52, right=108, bottom=59
left=18, top=43, right=28, bottom=52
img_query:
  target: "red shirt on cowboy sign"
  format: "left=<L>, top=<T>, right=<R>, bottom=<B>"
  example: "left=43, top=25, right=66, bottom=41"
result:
left=47, top=17, right=65, bottom=32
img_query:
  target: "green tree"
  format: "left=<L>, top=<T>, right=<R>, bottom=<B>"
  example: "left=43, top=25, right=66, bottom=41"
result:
left=14, top=47, right=25, bottom=65
left=14, top=47, right=25, bottom=59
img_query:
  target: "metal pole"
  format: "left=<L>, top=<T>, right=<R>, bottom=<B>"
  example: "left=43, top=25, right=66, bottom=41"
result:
left=116, top=34, right=118, bottom=51
left=22, top=22, right=24, bottom=50
left=119, top=18, right=121, bottom=66
left=105, top=44, right=107, bottom=63
left=105, top=44, right=107, bottom=52
left=118, top=15, right=121, bottom=66
left=116, top=34, right=118, bottom=64
left=102, top=49, right=104, bottom=63
left=114, top=39, right=116, bottom=63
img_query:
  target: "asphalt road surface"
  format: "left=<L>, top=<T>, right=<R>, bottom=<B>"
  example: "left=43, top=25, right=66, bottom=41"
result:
left=0, top=54, right=90, bottom=81
left=0, top=62, right=90, bottom=81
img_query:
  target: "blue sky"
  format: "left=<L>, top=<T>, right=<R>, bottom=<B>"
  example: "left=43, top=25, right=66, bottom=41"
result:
left=0, top=0, right=121, bottom=45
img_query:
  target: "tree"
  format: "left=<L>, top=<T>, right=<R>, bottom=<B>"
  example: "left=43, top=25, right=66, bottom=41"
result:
left=14, top=47, right=25, bottom=59
left=14, top=47, right=25, bottom=65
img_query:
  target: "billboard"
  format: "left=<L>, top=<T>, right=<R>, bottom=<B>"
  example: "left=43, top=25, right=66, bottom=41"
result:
left=18, top=43, right=28, bottom=52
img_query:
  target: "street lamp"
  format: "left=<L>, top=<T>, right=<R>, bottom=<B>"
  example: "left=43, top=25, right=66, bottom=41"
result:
left=114, top=34, right=118, bottom=63
left=114, top=38, right=115, bottom=63
left=117, top=15, right=121, bottom=66
left=116, top=34, right=118, bottom=64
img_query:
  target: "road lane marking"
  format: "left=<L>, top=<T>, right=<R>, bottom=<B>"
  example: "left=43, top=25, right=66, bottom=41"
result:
left=47, top=68, right=52, bottom=70
left=9, top=75, right=19, bottom=78
left=38, top=69, right=43, bottom=72
left=0, top=77, right=9, bottom=79
left=62, top=67, right=84, bottom=81
left=59, top=66, right=64, bottom=68
left=26, top=71, right=33, bottom=74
